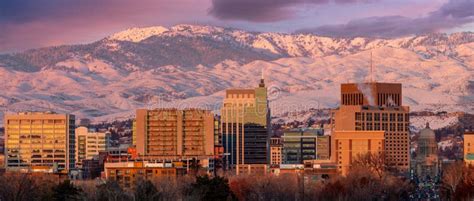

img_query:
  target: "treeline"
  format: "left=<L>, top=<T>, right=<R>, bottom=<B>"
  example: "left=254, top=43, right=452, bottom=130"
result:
left=1, top=162, right=473, bottom=201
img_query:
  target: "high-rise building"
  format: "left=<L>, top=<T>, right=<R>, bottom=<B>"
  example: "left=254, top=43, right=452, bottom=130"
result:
left=270, top=137, right=282, bottom=165
left=281, top=129, right=329, bottom=164
left=414, top=123, right=439, bottom=180
left=332, top=131, right=385, bottom=176
left=332, top=82, right=410, bottom=171
left=134, top=108, right=214, bottom=159
left=464, top=131, right=474, bottom=165
left=75, top=126, right=111, bottom=168
left=221, top=74, right=270, bottom=170
left=4, top=112, right=75, bottom=173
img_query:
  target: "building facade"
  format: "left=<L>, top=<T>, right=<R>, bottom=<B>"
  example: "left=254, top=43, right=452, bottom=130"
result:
left=332, top=131, right=385, bottom=176
left=75, top=126, right=111, bottom=168
left=464, top=131, right=474, bottom=165
left=281, top=129, right=329, bottom=164
left=4, top=112, right=75, bottom=173
left=104, top=161, right=186, bottom=188
left=332, top=82, right=410, bottom=171
left=221, top=76, right=270, bottom=170
left=270, top=137, right=282, bottom=165
left=134, top=108, right=214, bottom=159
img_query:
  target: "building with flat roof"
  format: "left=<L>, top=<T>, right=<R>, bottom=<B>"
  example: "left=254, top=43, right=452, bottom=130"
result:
left=75, top=126, right=111, bottom=168
left=340, top=82, right=402, bottom=106
left=332, top=82, right=410, bottom=171
left=134, top=108, right=215, bottom=159
left=4, top=112, right=75, bottom=173
left=104, top=161, right=186, bottom=188
left=282, top=129, right=329, bottom=164
left=464, top=132, right=474, bottom=165
left=270, top=137, right=282, bottom=165
left=332, top=131, right=385, bottom=176
left=221, top=74, right=270, bottom=172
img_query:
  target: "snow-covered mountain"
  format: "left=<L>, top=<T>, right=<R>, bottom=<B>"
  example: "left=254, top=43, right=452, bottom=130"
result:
left=0, top=24, right=473, bottom=129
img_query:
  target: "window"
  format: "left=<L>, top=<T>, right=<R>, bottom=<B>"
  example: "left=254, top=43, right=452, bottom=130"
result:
left=366, top=113, right=373, bottom=121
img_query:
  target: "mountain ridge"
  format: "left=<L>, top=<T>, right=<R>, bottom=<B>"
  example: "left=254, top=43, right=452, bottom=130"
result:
left=0, top=24, right=472, bottom=127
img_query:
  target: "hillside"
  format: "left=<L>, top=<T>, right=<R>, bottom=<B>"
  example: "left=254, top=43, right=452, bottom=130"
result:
left=0, top=24, right=472, bottom=130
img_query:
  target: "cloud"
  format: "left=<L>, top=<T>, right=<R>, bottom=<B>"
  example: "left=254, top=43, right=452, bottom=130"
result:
left=296, top=0, right=474, bottom=38
left=208, top=0, right=373, bottom=22
left=0, top=0, right=209, bottom=53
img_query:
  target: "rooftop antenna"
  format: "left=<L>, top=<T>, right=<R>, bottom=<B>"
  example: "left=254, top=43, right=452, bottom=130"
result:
left=370, top=50, right=374, bottom=83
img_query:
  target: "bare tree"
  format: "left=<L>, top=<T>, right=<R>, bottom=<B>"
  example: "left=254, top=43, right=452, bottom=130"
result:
left=442, top=161, right=465, bottom=199
left=351, top=152, right=386, bottom=179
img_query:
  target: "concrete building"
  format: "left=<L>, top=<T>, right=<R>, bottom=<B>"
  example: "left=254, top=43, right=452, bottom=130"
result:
left=104, top=161, right=186, bottom=188
left=332, top=82, right=410, bottom=171
left=134, top=108, right=214, bottom=159
left=4, top=112, right=75, bottom=173
left=332, top=131, right=385, bottom=176
left=221, top=74, right=270, bottom=171
left=281, top=129, right=329, bottom=164
left=270, top=137, right=282, bottom=165
left=414, top=123, right=439, bottom=180
left=464, top=131, right=474, bottom=165
left=75, top=126, right=111, bottom=168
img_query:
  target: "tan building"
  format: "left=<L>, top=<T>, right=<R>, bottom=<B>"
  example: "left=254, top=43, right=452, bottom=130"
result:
left=332, top=82, right=410, bottom=171
left=134, top=108, right=214, bottom=159
left=464, top=132, right=474, bottom=165
left=104, top=161, right=186, bottom=188
left=221, top=75, right=270, bottom=170
left=4, top=112, right=75, bottom=173
left=75, top=126, right=111, bottom=168
left=237, top=164, right=269, bottom=175
left=332, top=131, right=385, bottom=176
left=270, top=137, right=282, bottom=165
left=341, top=82, right=402, bottom=106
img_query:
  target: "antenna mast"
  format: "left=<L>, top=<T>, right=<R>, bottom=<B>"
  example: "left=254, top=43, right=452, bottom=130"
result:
left=370, top=50, right=373, bottom=83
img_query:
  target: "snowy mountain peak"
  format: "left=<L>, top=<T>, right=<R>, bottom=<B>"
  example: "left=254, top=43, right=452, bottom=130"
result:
left=108, top=26, right=169, bottom=42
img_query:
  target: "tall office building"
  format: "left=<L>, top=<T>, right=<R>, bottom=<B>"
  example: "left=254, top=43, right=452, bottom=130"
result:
left=332, top=131, right=385, bottom=176
left=4, top=112, right=75, bottom=173
left=332, top=82, right=410, bottom=171
left=281, top=129, right=329, bottom=164
left=464, top=131, right=474, bottom=165
left=75, top=126, right=111, bottom=168
left=221, top=74, right=270, bottom=169
left=134, top=108, right=214, bottom=159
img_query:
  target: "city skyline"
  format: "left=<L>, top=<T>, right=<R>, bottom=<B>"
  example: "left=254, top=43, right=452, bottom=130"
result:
left=0, top=1, right=473, bottom=200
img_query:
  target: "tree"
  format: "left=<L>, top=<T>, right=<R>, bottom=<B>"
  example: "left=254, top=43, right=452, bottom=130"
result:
left=442, top=161, right=465, bottom=200
left=51, top=180, right=82, bottom=201
left=134, top=180, right=161, bottom=201
left=191, top=175, right=235, bottom=201
left=351, top=152, right=386, bottom=179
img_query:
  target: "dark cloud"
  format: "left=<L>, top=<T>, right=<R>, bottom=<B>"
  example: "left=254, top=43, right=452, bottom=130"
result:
left=208, top=0, right=372, bottom=22
left=0, top=0, right=206, bottom=53
left=296, top=0, right=474, bottom=38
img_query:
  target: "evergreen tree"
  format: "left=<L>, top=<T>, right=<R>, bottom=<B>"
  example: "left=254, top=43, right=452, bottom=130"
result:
left=51, top=180, right=81, bottom=201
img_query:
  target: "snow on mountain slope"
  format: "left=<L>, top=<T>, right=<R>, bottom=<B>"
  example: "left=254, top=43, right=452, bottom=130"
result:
left=109, top=26, right=169, bottom=42
left=0, top=25, right=472, bottom=125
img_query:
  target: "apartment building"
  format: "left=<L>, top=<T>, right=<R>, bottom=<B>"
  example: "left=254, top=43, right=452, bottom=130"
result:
left=134, top=108, right=214, bottom=159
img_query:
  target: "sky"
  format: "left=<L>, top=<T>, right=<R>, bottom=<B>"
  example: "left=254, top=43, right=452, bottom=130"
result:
left=1, top=0, right=473, bottom=53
